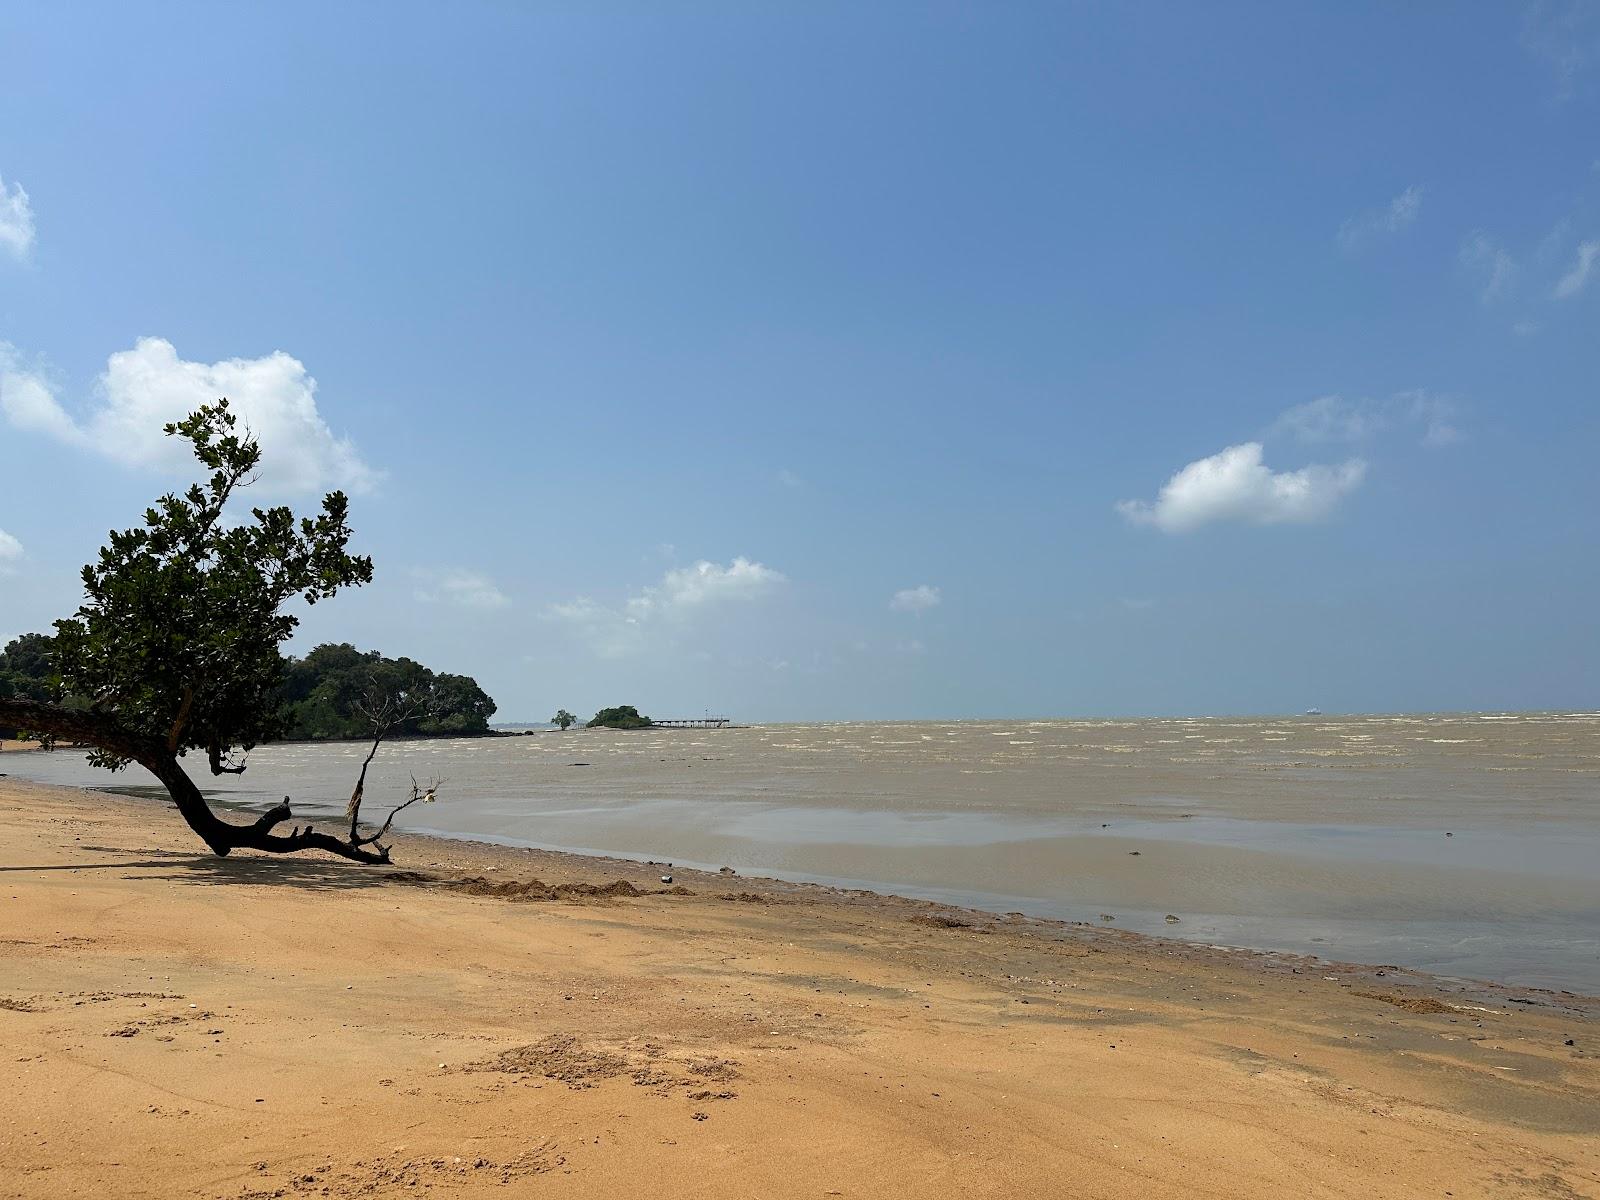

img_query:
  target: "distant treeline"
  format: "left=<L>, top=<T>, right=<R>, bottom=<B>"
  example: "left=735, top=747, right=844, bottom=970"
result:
left=0, top=635, right=54, bottom=731
left=276, top=643, right=496, bottom=739
left=0, top=634, right=496, bottom=742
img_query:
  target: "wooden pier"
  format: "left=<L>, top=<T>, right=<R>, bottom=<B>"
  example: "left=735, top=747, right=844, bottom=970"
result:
left=652, top=717, right=733, bottom=728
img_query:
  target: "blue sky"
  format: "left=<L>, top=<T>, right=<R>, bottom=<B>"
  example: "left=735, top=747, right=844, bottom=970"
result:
left=2, top=2, right=1597, bottom=721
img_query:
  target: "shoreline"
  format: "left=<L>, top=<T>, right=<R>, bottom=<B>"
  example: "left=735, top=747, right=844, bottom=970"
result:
left=3, top=776, right=1598, bottom=1197
left=12, top=770, right=1600, bottom=1010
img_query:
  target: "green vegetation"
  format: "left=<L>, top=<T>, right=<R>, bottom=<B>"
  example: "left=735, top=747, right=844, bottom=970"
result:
left=551, top=709, right=577, bottom=730
left=587, top=704, right=653, bottom=730
left=0, top=633, right=60, bottom=738
left=0, top=632, right=494, bottom=744
left=277, top=643, right=495, bottom=740
left=0, top=401, right=444, bottom=863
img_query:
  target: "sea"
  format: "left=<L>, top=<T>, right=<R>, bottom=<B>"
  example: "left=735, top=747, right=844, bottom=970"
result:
left=6, top=712, right=1598, bottom=993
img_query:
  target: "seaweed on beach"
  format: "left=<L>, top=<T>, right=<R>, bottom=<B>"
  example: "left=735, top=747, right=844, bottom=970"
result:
left=406, top=874, right=693, bottom=902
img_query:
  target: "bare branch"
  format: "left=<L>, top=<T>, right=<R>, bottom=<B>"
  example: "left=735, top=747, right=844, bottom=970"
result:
left=208, top=743, right=248, bottom=775
left=353, top=773, right=440, bottom=847
left=344, top=680, right=433, bottom=838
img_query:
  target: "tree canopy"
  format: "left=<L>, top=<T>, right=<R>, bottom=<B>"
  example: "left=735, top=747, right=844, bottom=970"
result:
left=277, top=644, right=495, bottom=740
left=587, top=705, right=653, bottom=730
left=550, top=709, right=577, bottom=730
left=47, top=403, right=373, bottom=776
left=0, top=401, right=430, bottom=863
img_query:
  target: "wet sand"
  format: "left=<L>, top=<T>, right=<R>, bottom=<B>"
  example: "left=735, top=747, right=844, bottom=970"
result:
left=1, top=778, right=1598, bottom=1199
left=7, top=713, right=1598, bottom=990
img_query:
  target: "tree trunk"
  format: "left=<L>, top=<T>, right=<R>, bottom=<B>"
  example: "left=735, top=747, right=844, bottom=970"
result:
left=0, top=698, right=392, bottom=864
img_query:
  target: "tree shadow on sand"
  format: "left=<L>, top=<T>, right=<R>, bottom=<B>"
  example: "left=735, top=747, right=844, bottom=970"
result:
left=1, top=842, right=405, bottom=893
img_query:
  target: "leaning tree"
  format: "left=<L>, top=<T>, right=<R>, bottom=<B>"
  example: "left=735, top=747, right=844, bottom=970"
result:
left=0, top=401, right=433, bottom=863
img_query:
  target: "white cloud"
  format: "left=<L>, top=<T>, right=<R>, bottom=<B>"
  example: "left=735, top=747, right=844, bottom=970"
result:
left=1118, top=442, right=1365, bottom=534
left=0, top=337, right=376, bottom=495
left=890, top=584, right=941, bottom=613
left=0, top=173, right=33, bottom=259
left=1400, top=391, right=1463, bottom=448
left=0, top=527, right=21, bottom=571
left=1274, top=395, right=1386, bottom=442
left=547, top=558, right=786, bottom=657
left=1274, top=391, right=1461, bottom=448
left=0, top=347, right=76, bottom=442
left=1554, top=238, right=1600, bottom=298
left=1337, top=186, right=1423, bottom=251
left=627, top=558, right=785, bottom=617
left=1460, top=233, right=1515, bottom=303
left=414, top=568, right=510, bottom=609
left=1522, top=0, right=1599, bottom=100
left=777, top=468, right=803, bottom=489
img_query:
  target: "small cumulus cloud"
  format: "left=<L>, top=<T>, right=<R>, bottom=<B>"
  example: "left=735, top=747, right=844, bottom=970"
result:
left=1274, top=395, right=1387, bottom=442
left=0, top=337, right=377, bottom=496
left=1405, top=392, right=1464, bottom=448
left=0, top=527, right=21, bottom=572
left=627, top=558, right=785, bottom=617
left=777, top=468, right=803, bottom=489
left=0, top=173, right=34, bottom=259
left=1338, top=185, right=1423, bottom=251
left=1275, top=391, right=1461, bottom=448
left=1118, top=442, right=1365, bottom=534
left=414, top=568, right=510, bottom=609
left=1460, top=232, right=1516, bottom=303
left=889, top=584, right=941, bottom=613
left=1554, top=238, right=1600, bottom=298
left=547, top=558, right=786, bottom=658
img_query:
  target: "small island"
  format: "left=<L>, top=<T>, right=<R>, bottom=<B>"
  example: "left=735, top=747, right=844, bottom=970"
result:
left=586, top=704, right=653, bottom=730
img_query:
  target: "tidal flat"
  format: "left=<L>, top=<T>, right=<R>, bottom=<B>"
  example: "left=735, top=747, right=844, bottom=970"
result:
left=9, top=712, right=1598, bottom=992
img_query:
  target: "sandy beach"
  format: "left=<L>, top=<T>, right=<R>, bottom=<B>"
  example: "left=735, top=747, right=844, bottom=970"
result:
left=1, top=776, right=1596, bottom=1199
left=10, top=716, right=1597, bottom=991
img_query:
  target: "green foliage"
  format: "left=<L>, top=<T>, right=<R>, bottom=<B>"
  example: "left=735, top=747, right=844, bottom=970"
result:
left=586, top=704, right=652, bottom=730
left=49, top=401, right=373, bottom=770
left=276, top=643, right=496, bottom=740
left=551, top=709, right=577, bottom=730
left=0, top=633, right=58, bottom=737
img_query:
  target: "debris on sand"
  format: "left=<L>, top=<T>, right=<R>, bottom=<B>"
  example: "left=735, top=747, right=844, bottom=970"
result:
left=1352, top=990, right=1454, bottom=1015
left=467, top=1035, right=630, bottom=1088
left=1164, top=914, right=1181, bottom=923
left=909, top=914, right=970, bottom=929
left=415, top=876, right=692, bottom=902
left=451, top=877, right=645, bottom=900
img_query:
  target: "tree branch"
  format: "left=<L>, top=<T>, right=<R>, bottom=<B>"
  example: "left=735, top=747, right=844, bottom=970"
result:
left=0, top=697, right=433, bottom=866
left=353, top=774, right=438, bottom=848
left=166, top=686, right=195, bottom=753
left=0, top=698, right=164, bottom=765
left=344, top=685, right=430, bottom=838
left=208, top=743, right=248, bottom=775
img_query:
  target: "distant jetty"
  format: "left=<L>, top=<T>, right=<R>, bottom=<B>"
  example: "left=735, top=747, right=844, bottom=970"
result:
left=652, top=716, right=734, bottom=729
